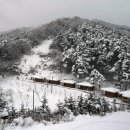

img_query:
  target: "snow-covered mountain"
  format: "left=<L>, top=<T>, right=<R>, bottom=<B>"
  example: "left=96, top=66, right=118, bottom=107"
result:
left=1, top=17, right=130, bottom=130
left=0, top=17, right=130, bottom=85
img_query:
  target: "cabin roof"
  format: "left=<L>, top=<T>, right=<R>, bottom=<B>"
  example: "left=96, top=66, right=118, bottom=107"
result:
left=77, top=82, right=93, bottom=87
left=31, top=75, right=43, bottom=79
left=119, top=90, right=130, bottom=98
left=46, top=77, right=60, bottom=81
left=101, top=87, right=121, bottom=93
left=61, top=80, right=76, bottom=84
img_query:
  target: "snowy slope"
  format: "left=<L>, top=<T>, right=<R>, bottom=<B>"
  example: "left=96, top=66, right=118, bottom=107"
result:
left=18, top=39, right=75, bottom=80
left=18, top=39, right=53, bottom=74
left=4, top=112, right=130, bottom=130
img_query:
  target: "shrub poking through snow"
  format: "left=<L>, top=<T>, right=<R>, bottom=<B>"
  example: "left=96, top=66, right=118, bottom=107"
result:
left=12, top=117, right=34, bottom=127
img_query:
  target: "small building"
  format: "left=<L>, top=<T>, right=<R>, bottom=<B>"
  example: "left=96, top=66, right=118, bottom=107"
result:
left=61, top=80, right=76, bottom=88
left=119, top=90, right=130, bottom=103
left=101, top=87, right=121, bottom=98
left=30, top=75, right=45, bottom=83
left=76, top=82, right=94, bottom=91
left=46, top=77, right=60, bottom=85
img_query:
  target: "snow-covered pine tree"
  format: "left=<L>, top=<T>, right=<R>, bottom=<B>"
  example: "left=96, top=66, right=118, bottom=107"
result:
left=20, top=103, right=26, bottom=118
left=82, top=97, right=89, bottom=114
left=100, top=98, right=111, bottom=115
left=112, top=98, right=117, bottom=112
left=0, top=92, right=6, bottom=111
left=40, top=95, right=50, bottom=121
left=64, top=96, right=77, bottom=116
left=8, top=106, right=17, bottom=123
left=77, top=94, right=84, bottom=114
left=90, top=69, right=105, bottom=90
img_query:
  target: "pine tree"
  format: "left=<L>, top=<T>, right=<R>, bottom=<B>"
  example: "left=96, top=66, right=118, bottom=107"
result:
left=40, top=95, right=50, bottom=121
left=101, top=98, right=111, bottom=113
left=82, top=97, right=89, bottom=114
left=57, top=101, right=65, bottom=115
left=64, top=96, right=77, bottom=116
left=20, top=103, right=26, bottom=118
left=8, top=106, right=17, bottom=123
left=77, top=94, right=84, bottom=114
left=55, top=101, right=66, bottom=122
left=0, top=92, right=6, bottom=111
left=113, top=98, right=117, bottom=112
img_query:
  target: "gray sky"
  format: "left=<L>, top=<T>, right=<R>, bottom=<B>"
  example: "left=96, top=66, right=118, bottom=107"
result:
left=0, top=0, right=130, bottom=31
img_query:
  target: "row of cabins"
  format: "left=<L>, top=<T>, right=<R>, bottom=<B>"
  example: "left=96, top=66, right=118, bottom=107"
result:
left=31, top=76, right=130, bottom=103
left=101, top=87, right=130, bottom=103
left=30, top=76, right=94, bottom=91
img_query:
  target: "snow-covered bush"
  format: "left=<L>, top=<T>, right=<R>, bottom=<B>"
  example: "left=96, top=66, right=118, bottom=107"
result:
left=0, top=89, right=6, bottom=111
left=12, top=117, right=34, bottom=127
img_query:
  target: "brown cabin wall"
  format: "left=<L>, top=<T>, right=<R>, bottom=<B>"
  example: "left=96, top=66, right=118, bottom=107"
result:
left=79, top=85, right=94, bottom=91
left=33, top=78, right=45, bottom=83
left=47, top=80, right=60, bottom=85
left=122, top=96, right=129, bottom=103
left=104, top=91, right=118, bottom=98
left=62, top=83, right=76, bottom=88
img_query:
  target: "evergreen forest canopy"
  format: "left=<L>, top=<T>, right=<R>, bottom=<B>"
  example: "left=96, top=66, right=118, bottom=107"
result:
left=0, top=17, right=130, bottom=82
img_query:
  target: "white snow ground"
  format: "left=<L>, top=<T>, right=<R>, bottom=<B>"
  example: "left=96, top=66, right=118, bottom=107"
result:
left=0, top=76, right=87, bottom=112
left=4, top=112, right=130, bottom=130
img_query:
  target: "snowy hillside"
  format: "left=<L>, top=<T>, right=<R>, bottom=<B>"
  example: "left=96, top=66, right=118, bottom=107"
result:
left=18, top=39, right=53, bottom=74
left=18, top=39, right=75, bottom=80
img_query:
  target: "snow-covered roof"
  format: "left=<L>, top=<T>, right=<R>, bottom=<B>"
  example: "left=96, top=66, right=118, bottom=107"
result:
left=101, top=87, right=121, bottom=93
left=119, top=90, right=130, bottom=98
left=46, top=77, right=60, bottom=81
left=31, top=75, right=43, bottom=79
left=77, top=82, right=93, bottom=87
left=61, top=80, right=76, bottom=84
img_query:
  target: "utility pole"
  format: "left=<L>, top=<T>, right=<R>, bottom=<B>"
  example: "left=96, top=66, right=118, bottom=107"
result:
left=33, top=89, right=35, bottom=116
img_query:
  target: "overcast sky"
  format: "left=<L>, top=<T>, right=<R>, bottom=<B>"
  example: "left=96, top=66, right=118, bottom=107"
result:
left=0, top=0, right=130, bottom=31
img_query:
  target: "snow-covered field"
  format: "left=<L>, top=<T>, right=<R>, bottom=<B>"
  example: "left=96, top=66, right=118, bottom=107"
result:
left=4, top=111, right=130, bottom=130
left=1, top=76, right=130, bottom=130
left=0, top=76, right=87, bottom=112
